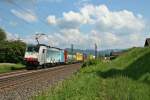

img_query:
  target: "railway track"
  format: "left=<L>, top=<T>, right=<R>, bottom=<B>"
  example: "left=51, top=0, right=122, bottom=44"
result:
left=0, top=69, right=27, bottom=78
left=0, top=65, right=74, bottom=89
left=0, top=63, right=81, bottom=100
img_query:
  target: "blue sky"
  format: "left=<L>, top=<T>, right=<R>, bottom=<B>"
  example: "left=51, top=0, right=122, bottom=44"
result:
left=0, top=0, right=150, bottom=50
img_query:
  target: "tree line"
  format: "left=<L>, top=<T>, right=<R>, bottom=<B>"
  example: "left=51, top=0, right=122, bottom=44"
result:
left=0, top=28, right=26, bottom=63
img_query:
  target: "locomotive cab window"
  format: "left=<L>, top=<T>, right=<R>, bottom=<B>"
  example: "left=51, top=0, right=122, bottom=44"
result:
left=27, top=45, right=39, bottom=52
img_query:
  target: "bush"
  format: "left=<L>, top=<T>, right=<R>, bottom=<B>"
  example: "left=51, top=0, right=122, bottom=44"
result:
left=82, top=59, right=99, bottom=68
left=0, top=40, right=26, bottom=63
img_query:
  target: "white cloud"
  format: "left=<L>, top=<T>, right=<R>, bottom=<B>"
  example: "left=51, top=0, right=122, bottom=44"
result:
left=63, top=11, right=86, bottom=24
left=11, top=9, right=37, bottom=23
left=80, top=4, right=145, bottom=33
left=47, top=11, right=88, bottom=29
left=42, top=29, right=101, bottom=49
left=47, top=15, right=57, bottom=25
left=38, top=4, right=147, bottom=49
left=43, top=29, right=123, bottom=49
left=46, top=10, right=92, bottom=29
left=47, top=4, right=145, bottom=32
left=104, top=32, right=119, bottom=44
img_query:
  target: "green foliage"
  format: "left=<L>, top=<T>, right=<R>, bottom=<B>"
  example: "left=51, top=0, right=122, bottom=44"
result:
left=0, top=40, right=26, bottom=63
left=112, top=47, right=150, bottom=68
left=100, top=47, right=150, bottom=84
left=82, top=59, right=99, bottom=68
left=34, top=47, right=150, bottom=100
left=0, top=63, right=25, bottom=73
left=33, top=73, right=102, bottom=100
left=0, top=28, right=26, bottom=63
left=0, top=28, right=6, bottom=41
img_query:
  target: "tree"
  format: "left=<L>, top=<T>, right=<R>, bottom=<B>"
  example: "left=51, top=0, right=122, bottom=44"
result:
left=0, top=40, right=26, bottom=63
left=0, top=28, right=6, bottom=41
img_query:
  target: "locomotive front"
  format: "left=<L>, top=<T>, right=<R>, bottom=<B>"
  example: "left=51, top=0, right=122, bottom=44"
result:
left=24, top=45, right=39, bottom=66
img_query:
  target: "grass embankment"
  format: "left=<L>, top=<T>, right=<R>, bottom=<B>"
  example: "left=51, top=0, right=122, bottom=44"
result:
left=0, top=63, right=25, bottom=73
left=34, top=47, right=150, bottom=100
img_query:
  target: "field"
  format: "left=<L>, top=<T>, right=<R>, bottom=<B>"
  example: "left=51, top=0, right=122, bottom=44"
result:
left=0, top=63, right=25, bottom=73
left=34, top=47, right=150, bottom=100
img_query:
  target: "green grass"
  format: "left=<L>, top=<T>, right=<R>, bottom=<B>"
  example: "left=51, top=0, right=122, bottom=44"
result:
left=34, top=47, right=150, bottom=100
left=0, top=63, right=25, bottom=73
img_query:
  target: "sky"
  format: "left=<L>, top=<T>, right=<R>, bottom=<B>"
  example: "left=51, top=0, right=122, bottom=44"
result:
left=0, top=0, right=150, bottom=50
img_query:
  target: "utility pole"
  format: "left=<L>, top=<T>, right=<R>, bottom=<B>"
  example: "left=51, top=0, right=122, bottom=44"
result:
left=71, top=44, right=74, bottom=60
left=95, top=43, right=97, bottom=59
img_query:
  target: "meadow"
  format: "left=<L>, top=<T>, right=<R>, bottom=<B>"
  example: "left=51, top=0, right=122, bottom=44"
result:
left=34, top=47, right=150, bottom=100
left=0, top=63, right=25, bottom=73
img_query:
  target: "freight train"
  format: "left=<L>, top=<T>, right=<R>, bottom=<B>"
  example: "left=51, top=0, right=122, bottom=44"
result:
left=24, top=44, right=85, bottom=69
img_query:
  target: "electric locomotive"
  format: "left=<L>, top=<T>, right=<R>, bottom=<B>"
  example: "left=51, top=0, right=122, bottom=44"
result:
left=24, top=44, right=67, bottom=69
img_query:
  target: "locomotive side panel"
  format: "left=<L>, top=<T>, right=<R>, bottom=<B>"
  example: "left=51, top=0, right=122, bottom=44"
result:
left=46, top=48, right=60, bottom=64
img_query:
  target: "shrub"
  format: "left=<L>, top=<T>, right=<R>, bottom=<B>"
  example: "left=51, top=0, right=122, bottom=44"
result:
left=82, top=59, right=99, bottom=68
left=0, top=40, right=26, bottom=63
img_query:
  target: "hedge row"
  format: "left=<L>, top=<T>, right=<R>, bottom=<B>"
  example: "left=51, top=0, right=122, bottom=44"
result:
left=0, top=40, right=26, bottom=63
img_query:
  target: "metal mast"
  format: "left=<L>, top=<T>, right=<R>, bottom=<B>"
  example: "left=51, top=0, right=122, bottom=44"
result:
left=71, top=44, right=74, bottom=60
left=95, top=43, right=97, bottom=59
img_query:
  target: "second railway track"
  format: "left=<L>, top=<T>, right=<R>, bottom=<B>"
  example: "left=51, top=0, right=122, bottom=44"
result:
left=0, top=69, right=27, bottom=78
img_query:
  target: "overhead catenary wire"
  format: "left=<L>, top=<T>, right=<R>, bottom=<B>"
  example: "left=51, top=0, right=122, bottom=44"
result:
left=0, top=14, right=35, bottom=34
left=9, top=1, right=50, bottom=30
left=0, top=14, right=41, bottom=44
left=1, top=17, right=36, bottom=34
left=8, top=1, right=54, bottom=44
left=0, top=4, right=37, bottom=33
left=0, top=2, right=52, bottom=44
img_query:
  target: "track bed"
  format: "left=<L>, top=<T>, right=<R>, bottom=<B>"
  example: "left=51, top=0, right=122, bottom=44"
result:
left=0, top=63, right=81, bottom=100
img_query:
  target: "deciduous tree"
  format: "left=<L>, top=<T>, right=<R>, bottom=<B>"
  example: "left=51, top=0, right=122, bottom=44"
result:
left=0, top=28, right=6, bottom=41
